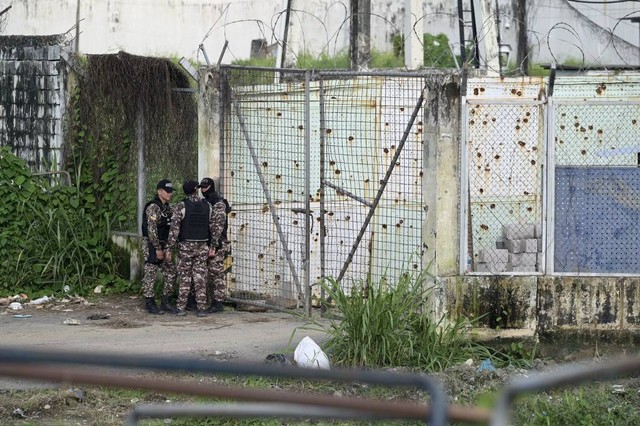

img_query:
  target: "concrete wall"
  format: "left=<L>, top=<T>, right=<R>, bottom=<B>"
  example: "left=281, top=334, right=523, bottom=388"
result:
left=0, top=36, right=68, bottom=171
left=5, top=0, right=639, bottom=66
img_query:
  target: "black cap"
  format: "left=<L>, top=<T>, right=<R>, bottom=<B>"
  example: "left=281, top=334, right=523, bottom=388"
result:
left=156, top=179, right=174, bottom=193
left=199, top=177, right=215, bottom=188
left=183, top=180, right=199, bottom=195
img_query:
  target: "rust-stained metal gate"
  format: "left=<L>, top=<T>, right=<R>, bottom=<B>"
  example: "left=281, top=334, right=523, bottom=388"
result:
left=220, top=66, right=427, bottom=313
left=462, top=74, right=640, bottom=277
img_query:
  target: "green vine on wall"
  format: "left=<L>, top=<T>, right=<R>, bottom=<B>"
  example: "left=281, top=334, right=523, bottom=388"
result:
left=65, top=52, right=198, bottom=232
left=0, top=52, right=198, bottom=296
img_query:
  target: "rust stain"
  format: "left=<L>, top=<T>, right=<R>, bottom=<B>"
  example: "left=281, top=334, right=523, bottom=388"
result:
left=480, top=224, right=489, bottom=230
left=595, top=83, right=607, bottom=95
left=326, top=128, right=332, bottom=134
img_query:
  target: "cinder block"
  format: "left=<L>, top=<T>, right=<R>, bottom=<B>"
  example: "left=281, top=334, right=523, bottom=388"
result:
left=495, top=239, right=506, bottom=249
left=538, top=238, right=543, bottom=252
left=478, top=248, right=509, bottom=263
left=502, top=223, right=536, bottom=240
left=509, top=252, right=537, bottom=267
left=525, top=239, right=538, bottom=253
left=506, top=239, right=526, bottom=253
left=537, top=252, right=544, bottom=266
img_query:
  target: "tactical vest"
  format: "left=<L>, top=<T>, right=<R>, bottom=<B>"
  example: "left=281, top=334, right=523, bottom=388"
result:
left=179, top=199, right=210, bottom=242
left=141, top=197, right=172, bottom=242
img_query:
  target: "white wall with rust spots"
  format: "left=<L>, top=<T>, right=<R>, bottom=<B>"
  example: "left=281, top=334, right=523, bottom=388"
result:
left=5, top=0, right=640, bottom=66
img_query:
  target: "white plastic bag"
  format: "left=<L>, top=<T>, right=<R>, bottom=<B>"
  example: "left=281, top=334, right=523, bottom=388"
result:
left=294, top=336, right=330, bottom=370
left=29, top=295, right=51, bottom=305
left=8, top=302, right=23, bottom=310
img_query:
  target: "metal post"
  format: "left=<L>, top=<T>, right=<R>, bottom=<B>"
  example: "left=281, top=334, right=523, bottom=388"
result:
left=304, top=71, right=312, bottom=316
left=318, top=77, right=327, bottom=313
left=137, top=102, right=145, bottom=237
left=456, top=0, right=466, bottom=65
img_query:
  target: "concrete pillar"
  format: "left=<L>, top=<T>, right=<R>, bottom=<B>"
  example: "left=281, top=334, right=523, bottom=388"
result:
left=423, top=72, right=462, bottom=278
left=404, top=0, right=423, bottom=69
left=198, top=66, right=221, bottom=183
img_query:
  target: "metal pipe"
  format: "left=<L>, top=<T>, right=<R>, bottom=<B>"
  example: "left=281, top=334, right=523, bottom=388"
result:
left=456, top=0, right=466, bottom=65
left=32, top=170, right=72, bottom=185
left=0, top=346, right=451, bottom=424
left=0, top=362, right=489, bottom=424
left=493, top=357, right=640, bottom=426
left=322, top=178, right=373, bottom=207
left=128, top=403, right=378, bottom=425
left=318, top=77, right=327, bottom=314
left=304, top=70, right=312, bottom=314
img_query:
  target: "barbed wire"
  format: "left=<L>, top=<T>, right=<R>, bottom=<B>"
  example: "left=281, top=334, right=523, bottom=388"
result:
left=194, top=2, right=640, bottom=73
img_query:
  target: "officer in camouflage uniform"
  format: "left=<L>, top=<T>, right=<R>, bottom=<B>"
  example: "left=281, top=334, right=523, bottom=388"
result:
left=199, top=177, right=230, bottom=313
left=141, top=179, right=178, bottom=315
left=166, top=180, right=220, bottom=317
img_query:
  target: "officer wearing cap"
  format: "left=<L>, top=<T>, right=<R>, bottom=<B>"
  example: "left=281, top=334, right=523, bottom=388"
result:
left=141, top=179, right=178, bottom=315
left=166, top=180, right=219, bottom=317
left=199, top=177, right=230, bottom=313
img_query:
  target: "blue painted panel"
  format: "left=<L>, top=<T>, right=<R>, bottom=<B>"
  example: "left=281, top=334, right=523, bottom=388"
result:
left=555, top=166, right=640, bottom=273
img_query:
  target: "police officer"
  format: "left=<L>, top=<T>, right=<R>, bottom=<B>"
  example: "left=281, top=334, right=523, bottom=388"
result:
left=141, top=179, right=178, bottom=315
left=166, top=180, right=220, bottom=317
left=199, top=177, right=230, bottom=313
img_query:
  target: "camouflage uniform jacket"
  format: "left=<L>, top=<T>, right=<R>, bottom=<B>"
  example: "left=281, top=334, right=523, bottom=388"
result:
left=144, top=201, right=171, bottom=250
left=167, top=193, right=222, bottom=250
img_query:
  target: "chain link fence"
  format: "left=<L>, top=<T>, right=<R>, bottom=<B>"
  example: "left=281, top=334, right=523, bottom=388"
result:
left=319, top=73, right=426, bottom=292
left=465, top=100, right=545, bottom=274
left=220, top=67, right=427, bottom=309
left=222, top=66, right=310, bottom=310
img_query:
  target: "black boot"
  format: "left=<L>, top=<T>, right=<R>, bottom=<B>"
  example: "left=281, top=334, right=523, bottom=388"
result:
left=206, top=300, right=225, bottom=314
left=145, top=297, right=163, bottom=315
left=186, top=291, right=197, bottom=311
left=161, top=295, right=178, bottom=314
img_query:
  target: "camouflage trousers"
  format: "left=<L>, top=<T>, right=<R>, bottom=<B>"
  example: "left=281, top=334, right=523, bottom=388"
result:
left=141, top=237, right=176, bottom=298
left=207, top=244, right=229, bottom=303
left=176, top=241, right=209, bottom=311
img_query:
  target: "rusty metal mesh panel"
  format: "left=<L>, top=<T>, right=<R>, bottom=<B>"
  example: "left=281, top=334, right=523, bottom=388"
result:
left=466, top=102, right=544, bottom=274
left=222, top=67, right=309, bottom=309
left=320, top=74, right=425, bottom=292
left=553, top=102, right=640, bottom=274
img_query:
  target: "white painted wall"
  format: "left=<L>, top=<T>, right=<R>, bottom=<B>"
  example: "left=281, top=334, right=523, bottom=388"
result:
left=4, top=0, right=640, bottom=66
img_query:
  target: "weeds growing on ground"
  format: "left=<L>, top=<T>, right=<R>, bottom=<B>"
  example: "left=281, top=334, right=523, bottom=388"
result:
left=318, top=271, right=493, bottom=371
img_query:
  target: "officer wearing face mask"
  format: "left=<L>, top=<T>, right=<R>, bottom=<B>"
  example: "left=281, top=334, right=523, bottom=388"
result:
left=199, top=177, right=230, bottom=313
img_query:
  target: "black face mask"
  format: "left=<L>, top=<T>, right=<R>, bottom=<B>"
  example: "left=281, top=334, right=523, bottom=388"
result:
left=201, top=186, right=213, bottom=198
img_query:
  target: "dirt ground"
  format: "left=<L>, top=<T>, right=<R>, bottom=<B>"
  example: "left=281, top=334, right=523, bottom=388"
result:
left=1, top=295, right=639, bottom=425
left=0, top=294, right=328, bottom=389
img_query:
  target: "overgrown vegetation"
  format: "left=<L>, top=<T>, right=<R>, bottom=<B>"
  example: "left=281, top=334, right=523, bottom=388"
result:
left=0, top=53, right=198, bottom=296
left=0, top=147, right=127, bottom=295
left=316, top=272, right=494, bottom=371
left=66, top=52, right=198, bottom=233
left=513, top=383, right=640, bottom=425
